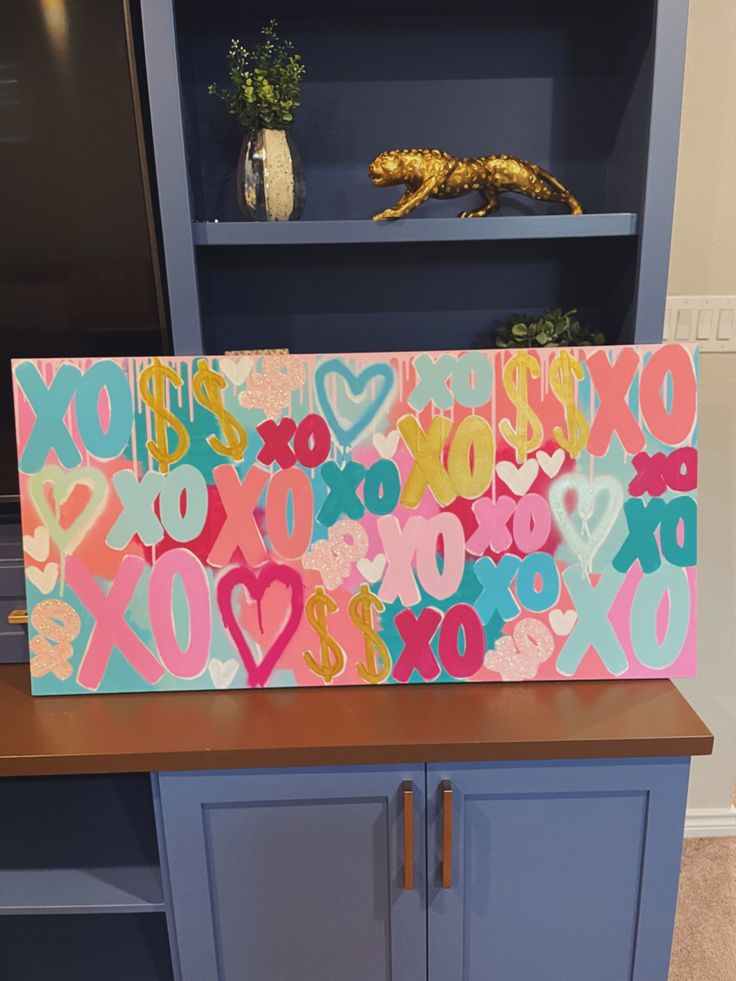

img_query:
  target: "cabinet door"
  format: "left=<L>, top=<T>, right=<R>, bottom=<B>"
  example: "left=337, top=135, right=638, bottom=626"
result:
left=427, top=758, right=689, bottom=981
left=156, top=766, right=426, bottom=981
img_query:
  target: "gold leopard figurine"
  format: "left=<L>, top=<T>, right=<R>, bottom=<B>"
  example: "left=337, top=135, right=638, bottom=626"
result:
left=369, top=148, right=583, bottom=220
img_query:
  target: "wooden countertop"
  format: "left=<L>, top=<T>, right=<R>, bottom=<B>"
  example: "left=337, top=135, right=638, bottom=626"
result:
left=0, top=664, right=712, bottom=776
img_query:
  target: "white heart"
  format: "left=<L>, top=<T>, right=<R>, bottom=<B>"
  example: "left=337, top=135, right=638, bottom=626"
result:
left=208, top=658, right=240, bottom=689
left=357, top=554, right=387, bottom=584
left=219, top=356, right=254, bottom=387
left=549, top=609, right=578, bottom=636
left=496, top=459, right=539, bottom=496
left=27, top=562, right=59, bottom=595
left=23, top=526, right=50, bottom=562
left=537, top=448, right=565, bottom=479
left=373, top=431, right=400, bottom=459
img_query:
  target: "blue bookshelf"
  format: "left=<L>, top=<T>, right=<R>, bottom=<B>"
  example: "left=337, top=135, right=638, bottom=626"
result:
left=140, top=0, right=689, bottom=355
left=193, top=213, right=639, bottom=246
left=0, top=866, right=165, bottom=916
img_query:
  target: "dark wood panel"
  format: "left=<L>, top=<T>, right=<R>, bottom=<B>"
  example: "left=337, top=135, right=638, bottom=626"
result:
left=0, top=665, right=712, bottom=776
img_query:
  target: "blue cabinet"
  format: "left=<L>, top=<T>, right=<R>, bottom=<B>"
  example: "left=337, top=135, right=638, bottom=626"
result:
left=158, top=758, right=689, bottom=981
left=156, top=766, right=426, bottom=981
left=427, top=759, right=689, bottom=981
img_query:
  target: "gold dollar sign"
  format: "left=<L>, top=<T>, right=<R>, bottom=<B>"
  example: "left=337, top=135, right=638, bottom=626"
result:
left=192, top=359, right=248, bottom=462
left=349, top=584, right=392, bottom=685
left=499, top=350, right=543, bottom=463
left=139, top=357, right=190, bottom=474
left=303, top=587, right=345, bottom=684
left=549, top=349, right=589, bottom=458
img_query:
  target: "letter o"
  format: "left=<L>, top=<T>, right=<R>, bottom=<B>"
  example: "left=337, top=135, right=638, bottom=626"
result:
left=452, top=352, right=493, bottom=408
left=640, top=346, right=697, bottom=446
left=513, top=493, right=551, bottom=553
left=516, top=553, right=559, bottom=612
left=416, top=513, right=466, bottom=601
left=438, top=604, right=485, bottom=678
left=266, top=468, right=314, bottom=559
left=294, top=414, right=331, bottom=468
left=631, top=566, right=691, bottom=670
left=447, top=416, right=495, bottom=500
left=149, top=548, right=211, bottom=679
left=664, top=447, right=697, bottom=493
left=76, top=361, right=133, bottom=459
left=363, top=460, right=401, bottom=515
left=159, top=465, right=208, bottom=542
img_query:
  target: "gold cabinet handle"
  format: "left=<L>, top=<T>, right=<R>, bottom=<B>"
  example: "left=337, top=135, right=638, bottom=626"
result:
left=7, top=609, right=28, bottom=625
left=442, top=781, right=453, bottom=889
left=403, top=782, right=414, bottom=890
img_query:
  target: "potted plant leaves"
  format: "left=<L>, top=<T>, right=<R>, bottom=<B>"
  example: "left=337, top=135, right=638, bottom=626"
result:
left=209, top=21, right=306, bottom=221
left=495, top=309, right=606, bottom=348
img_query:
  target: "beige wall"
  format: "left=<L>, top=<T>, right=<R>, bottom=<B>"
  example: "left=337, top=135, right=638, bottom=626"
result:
left=669, top=0, right=736, bottom=295
left=669, top=0, right=736, bottom=810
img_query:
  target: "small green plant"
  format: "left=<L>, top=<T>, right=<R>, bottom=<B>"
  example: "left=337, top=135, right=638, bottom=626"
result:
left=208, top=21, right=305, bottom=132
left=495, top=308, right=605, bottom=348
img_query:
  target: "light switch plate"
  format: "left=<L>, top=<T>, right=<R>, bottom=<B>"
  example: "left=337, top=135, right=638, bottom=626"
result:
left=665, top=296, right=736, bottom=351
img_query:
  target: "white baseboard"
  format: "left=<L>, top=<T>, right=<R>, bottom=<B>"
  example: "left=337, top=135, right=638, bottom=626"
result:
left=684, top=807, right=736, bottom=838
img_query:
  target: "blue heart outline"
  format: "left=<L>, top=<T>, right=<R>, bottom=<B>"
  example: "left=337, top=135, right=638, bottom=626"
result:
left=315, top=359, right=395, bottom=446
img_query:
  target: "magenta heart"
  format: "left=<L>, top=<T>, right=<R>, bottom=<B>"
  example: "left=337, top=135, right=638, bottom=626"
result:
left=217, top=564, right=304, bottom=688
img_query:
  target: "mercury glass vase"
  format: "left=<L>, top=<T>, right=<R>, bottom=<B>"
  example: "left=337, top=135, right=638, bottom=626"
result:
left=237, top=127, right=306, bottom=222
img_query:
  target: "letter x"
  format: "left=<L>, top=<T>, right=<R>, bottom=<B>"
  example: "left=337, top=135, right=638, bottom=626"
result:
left=398, top=415, right=454, bottom=508
left=377, top=515, right=423, bottom=606
left=473, top=555, right=521, bottom=623
left=256, top=418, right=297, bottom=469
left=392, top=608, right=442, bottom=683
left=407, top=353, right=455, bottom=412
left=587, top=348, right=646, bottom=457
left=466, top=496, right=515, bottom=555
left=317, top=461, right=366, bottom=527
left=612, top=498, right=665, bottom=574
left=208, top=464, right=268, bottom=567
left=107, top=470, right=164, bottom=548
left=628, top=452, right=668, bottom=498
left=556, top=567, right=627, bottom=676
left=16, top=362, right=82, bottom=473
left=68, top=555, right=164, bottom=691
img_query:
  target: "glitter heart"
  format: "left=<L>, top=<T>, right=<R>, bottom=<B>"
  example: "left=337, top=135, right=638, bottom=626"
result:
left=496, top=459, right=539, bottom=496
left=29, top=465, right=107, bottom=554
left=217, top=563, right=303, bottom=688
left=549, top=474, right=623, bottom=572
left=23, top=526, right=50, bottom=562
left=315, top=359, right=394, bottom=447
left=208, top=658, right=239, bottom=689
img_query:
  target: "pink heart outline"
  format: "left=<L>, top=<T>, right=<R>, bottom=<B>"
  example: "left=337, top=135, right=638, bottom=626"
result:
left=217, top=564, right=304, bottom=688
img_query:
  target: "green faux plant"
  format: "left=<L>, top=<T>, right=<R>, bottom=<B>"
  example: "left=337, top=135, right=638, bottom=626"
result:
left=495, top=308, right=605, bottom=348
left=208, top=21, right=305, bottom=132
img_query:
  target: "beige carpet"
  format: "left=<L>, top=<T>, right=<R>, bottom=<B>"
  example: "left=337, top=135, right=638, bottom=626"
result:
left=669, top=837, right=736, bottom=980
